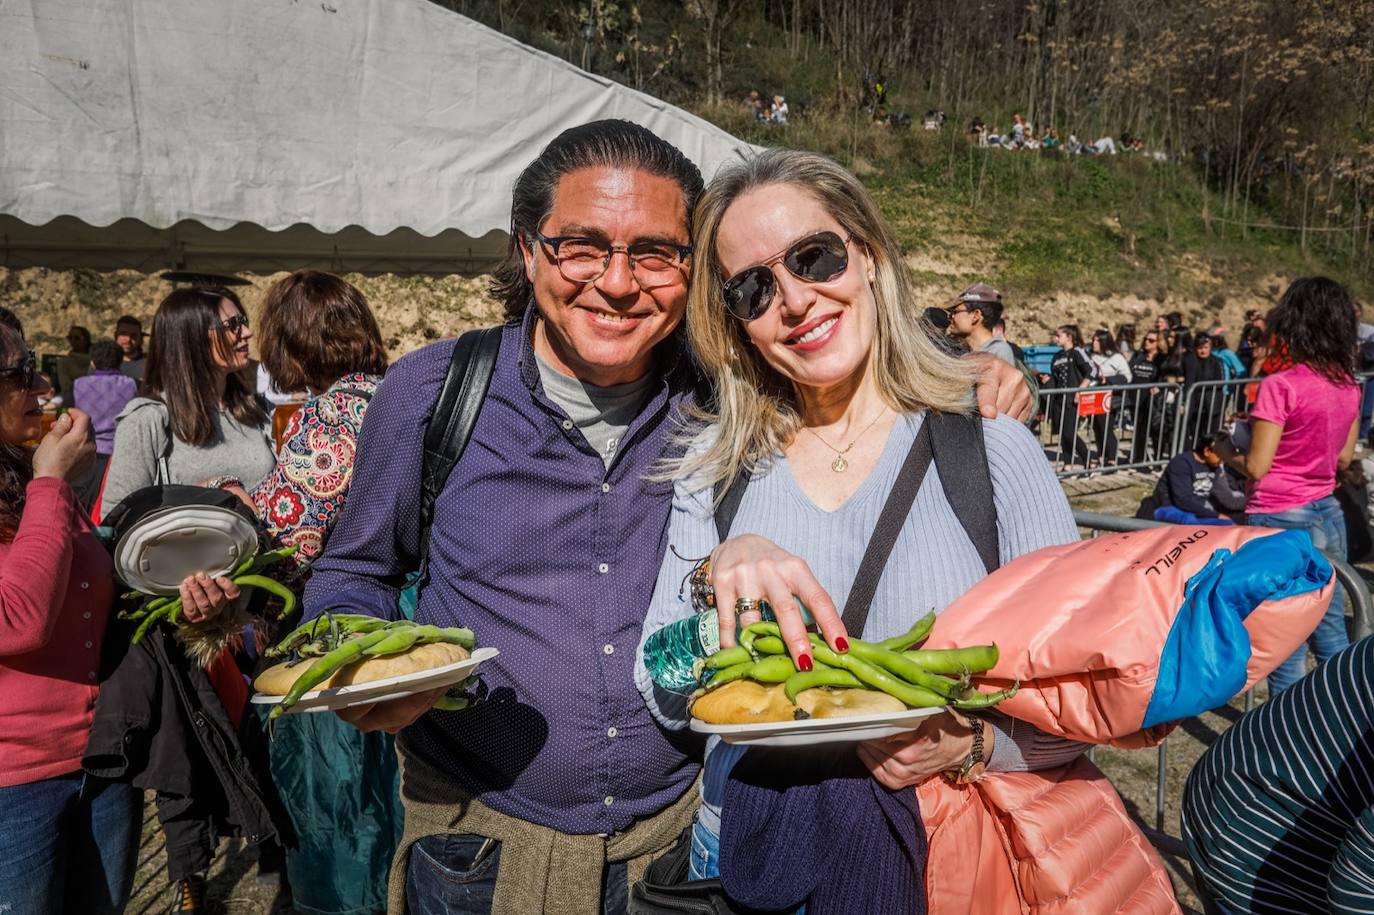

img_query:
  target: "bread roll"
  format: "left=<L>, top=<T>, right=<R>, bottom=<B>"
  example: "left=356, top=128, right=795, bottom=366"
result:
left=690, top=680, right=908, bottom=724
left=254, top=641, right=470, bottom=696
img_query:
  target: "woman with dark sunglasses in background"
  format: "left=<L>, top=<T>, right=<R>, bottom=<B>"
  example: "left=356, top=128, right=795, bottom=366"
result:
left=634, top=149, right=1125, bottom=912
left=99, top=286, right=275, bottom=518
left=1128, top=329, right=1167, bottom=464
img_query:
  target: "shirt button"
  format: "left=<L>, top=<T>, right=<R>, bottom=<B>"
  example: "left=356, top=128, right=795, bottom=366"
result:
left=87, top=671, right=97, bottom=681
left=604, top=796, right=615, bottom=806
left=603, top=644, right=614, bottom=655
left=562, top=419, right=573, bottom=430
left=601, top=483, right=610, bottom=493
left=85, top=641, right=93, bottom=649
left=607, top=726, right=618, bottom=738
left=597, top=563, right=609, bottom=574
left=80, top=581, right=90, bottom=590
left=82, top=611, right=92, bottom=620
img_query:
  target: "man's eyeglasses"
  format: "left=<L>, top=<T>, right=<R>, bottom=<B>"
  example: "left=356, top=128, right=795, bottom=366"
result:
left=533, top=232, right=692, bottom=290
left=0, top=350, right=37, bottom=391
left=217, top=313, right=251, bottom=336
left=721, top=231, right=852, bottom=322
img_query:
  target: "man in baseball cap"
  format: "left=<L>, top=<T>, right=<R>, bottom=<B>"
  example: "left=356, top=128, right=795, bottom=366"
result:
left=946, top=283, right=1017, bottom=366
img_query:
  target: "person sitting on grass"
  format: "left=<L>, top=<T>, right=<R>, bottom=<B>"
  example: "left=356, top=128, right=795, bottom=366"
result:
left=1149, top=433, right=1246, bottom=526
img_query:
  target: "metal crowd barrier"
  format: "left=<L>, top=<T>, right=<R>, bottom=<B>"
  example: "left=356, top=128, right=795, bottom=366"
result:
left=1071, top=509, right=1374, bottom=840
left=1171, top=377, right=1256, bottom=454
left=1037, top=383, right=1183, bottom=478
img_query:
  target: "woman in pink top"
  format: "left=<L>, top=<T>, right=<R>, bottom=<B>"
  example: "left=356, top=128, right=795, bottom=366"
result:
left=0, top=324, right=237, bottom=915
left=1218, top=276, right=1361, bottom=692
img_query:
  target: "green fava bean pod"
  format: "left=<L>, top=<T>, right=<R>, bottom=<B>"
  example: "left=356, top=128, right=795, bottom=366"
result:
left=810, top=641, right=949, bottom=708
left=703, top=646, right=752, bottom=670
left=845, top=641, right=963, bottom=699
left=953, top=684, right=1019, bottom=709
left=739, top=621, right=782, bottom=658
left=746, top=654, right=801, bottom=683
left=270, top=629, right=393, bottom=720
left=751, top=636, right=788, bottom=655
left=783, top=668, right=863, bottom=703
left=875, top=612, right=936, bottom=651
left=900, top=645, right=999, bottom=674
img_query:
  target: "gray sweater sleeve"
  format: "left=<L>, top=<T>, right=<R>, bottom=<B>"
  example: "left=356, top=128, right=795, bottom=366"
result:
left=635, top=454, right=719, bottom=729
left=98, top=399, right=168, bottom=519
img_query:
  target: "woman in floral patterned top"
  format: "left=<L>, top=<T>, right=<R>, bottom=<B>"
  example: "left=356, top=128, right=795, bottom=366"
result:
left=248, top=270, right=394, bottom=915
left=252, top=370, right=379, bottom=573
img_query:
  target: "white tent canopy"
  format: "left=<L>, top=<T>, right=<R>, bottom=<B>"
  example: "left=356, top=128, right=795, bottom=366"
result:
left=0, top=0, right=756, bottom=275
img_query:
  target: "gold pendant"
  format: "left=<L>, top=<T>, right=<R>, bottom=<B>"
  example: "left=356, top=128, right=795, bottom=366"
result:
left=831, top=455, right=848, bottom=473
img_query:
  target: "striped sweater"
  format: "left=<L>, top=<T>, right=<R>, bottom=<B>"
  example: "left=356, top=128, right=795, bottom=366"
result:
left=1182, top=636, right=1374, bottom=914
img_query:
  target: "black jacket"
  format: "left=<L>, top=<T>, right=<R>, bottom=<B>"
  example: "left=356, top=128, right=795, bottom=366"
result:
left=82, top=623, right=292, bottom=848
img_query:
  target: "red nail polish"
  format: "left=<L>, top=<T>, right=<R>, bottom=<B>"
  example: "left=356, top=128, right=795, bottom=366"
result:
left=798, top=653, right=813, bottom=672
left=835, top=637, right=850, bottom=652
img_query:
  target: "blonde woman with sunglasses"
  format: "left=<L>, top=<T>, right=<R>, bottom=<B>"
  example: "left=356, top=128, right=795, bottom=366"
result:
left=636, top=149, right=1092, bottom=909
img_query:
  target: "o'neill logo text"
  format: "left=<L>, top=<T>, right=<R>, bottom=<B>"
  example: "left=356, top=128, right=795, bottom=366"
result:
left=1143, top=529, right=1209, bottom=576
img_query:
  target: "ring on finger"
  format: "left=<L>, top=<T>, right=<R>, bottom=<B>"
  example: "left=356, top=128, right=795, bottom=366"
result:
left=734, top=597, right=761, bottom=616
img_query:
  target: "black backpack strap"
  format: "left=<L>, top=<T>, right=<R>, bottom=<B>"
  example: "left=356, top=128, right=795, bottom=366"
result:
left=418, top=327, right=503, bottom=564
left=840, top=419, right=936, bottom=635
left=713, top=470, right=750, bottom=542
left=928, top=411, right=1001, bottom=574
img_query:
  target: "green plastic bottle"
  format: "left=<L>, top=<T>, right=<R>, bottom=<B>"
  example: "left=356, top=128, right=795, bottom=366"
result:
left=642, top=601, right=813, bottom=692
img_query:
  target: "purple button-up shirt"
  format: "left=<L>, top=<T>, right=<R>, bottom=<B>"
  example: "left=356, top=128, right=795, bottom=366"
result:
left=71, top=369, right=139, bottom=455
left=305, top=307, right=700, bottom=834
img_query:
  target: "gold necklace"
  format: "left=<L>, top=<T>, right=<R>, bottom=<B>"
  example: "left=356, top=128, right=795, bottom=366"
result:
left=804, top=407, right=889, bottom=473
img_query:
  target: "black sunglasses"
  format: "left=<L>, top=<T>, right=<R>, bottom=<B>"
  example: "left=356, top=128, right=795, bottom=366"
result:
left=0, top=350, right=36, bottom=391
left=217, top=313, right=250, bottom=336
left=721, top=231, right=852, bottom=321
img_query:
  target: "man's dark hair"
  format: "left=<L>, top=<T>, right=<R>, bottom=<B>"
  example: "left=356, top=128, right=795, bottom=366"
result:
left=969, top=299, right=1003, bottom=328
left=489, top=119, right=705, bottom=322
left=0, top=308, right=22, bottom=338
left=1194, top=432, right=1222, bottom=455
left=1194, top=334, right=1212, bottom=352
left=1267, top=276, right=1358, bottom=384
left=90, top=341, right=124, bottom=371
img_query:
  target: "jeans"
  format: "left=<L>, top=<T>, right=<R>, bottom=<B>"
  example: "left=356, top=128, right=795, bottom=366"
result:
left=0, top=771, right=143, bottom=915
left=687, top=817, right=721, bottom=881
left=406, top=833, right=629, bottom=915
left=1248, top=495, right=1351, bottom=692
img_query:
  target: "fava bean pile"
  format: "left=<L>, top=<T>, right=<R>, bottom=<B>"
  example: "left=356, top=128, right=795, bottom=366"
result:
left=118, top=546, right=300, bottom=644
left=264, top=613, right=477, bottom=720
left=693, top=612, right=1016, bottom=715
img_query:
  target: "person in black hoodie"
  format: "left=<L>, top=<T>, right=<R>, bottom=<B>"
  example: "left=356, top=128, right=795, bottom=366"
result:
left=1182, top=334, right=1227, bottom=444
left=1128, top=328, right=1166, bottom=464
left=1042, top=325, right=1095, bottom=467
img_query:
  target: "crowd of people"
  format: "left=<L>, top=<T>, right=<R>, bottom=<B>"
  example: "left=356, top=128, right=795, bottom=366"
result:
left=1, top=118, right=1370, bottom=915
left=966, top=112, right=1169, bottom=160
left=742, top=89, right=788, bottom=124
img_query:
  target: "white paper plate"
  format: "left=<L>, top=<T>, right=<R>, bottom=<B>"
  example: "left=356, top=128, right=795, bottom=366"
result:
left=690, top=705, right=942, bottom=747
left=251, top=646, right=499, bottom=714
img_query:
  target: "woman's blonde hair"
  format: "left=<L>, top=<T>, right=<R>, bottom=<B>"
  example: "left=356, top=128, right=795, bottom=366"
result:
left=675, top=148, right=974, bottom=494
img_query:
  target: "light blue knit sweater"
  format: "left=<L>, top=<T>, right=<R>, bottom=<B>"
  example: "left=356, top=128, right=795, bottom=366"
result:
left=635, top=411, right=1085, bottom=836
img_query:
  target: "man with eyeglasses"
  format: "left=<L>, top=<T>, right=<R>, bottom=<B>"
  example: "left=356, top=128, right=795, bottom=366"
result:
left=305, top=119, right=1032, bottom=914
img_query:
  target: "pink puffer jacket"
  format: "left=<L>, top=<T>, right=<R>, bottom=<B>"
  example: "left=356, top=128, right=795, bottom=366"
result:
left=915, top=524, right=1334, bottom=913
